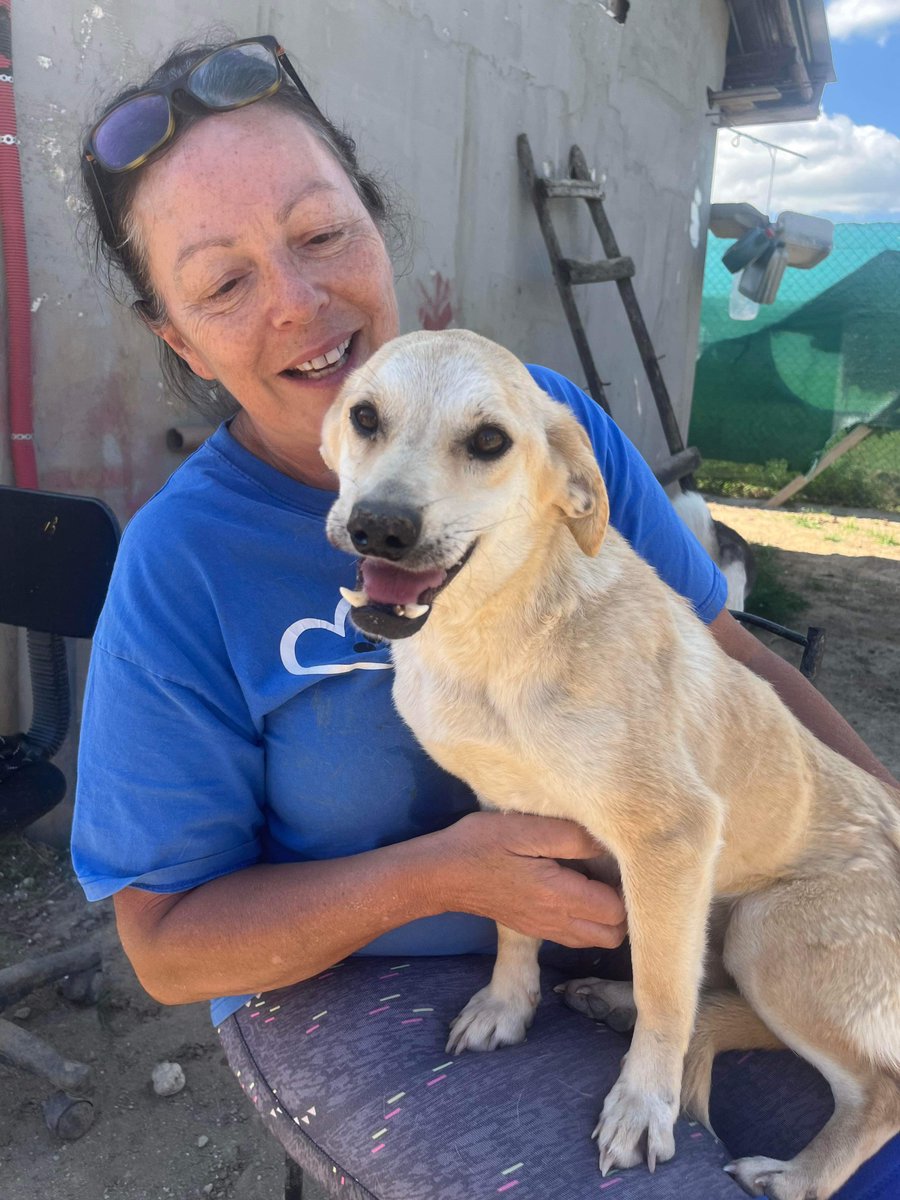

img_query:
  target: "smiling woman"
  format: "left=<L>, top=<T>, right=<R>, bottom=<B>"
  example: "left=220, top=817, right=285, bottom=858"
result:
left=70, top=32, right=900, bottom=1200
left=130, top=107, right=398, bottom=487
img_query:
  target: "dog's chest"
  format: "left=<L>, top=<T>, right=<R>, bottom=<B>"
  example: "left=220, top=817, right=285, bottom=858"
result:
left=390, top=650, right=619, bottom=818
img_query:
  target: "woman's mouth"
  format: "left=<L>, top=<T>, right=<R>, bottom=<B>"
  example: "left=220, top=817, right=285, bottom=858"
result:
left=281, top=336, right=353, bottom=381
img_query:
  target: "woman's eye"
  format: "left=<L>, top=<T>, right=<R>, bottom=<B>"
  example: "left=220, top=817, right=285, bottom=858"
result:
left=351, top=404, right=379, bottom=436
left=210, top=278, right=240, bottom=300
left=307, top=229, right=343, bottom=247
left=468, top=425, right=511, bottom=460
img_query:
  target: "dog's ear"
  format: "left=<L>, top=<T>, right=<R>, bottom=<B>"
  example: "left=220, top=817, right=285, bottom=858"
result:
left=546, top=413, right=609, bottom=556
left=319, top=399, right=342, bottom=472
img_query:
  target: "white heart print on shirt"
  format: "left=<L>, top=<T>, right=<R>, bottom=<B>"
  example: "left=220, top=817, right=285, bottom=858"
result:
left=279, top=598, right=392, bottom=677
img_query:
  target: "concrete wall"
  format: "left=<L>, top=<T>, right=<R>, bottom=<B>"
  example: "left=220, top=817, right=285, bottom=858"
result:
left=6, top=0, right=728, bottom=839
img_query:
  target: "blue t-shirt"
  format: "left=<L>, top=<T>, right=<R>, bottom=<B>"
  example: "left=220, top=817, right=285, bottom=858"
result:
left=72, top=366, right=726, bottom=1024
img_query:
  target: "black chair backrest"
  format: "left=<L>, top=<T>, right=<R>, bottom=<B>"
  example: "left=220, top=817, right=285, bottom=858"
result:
left=0, top=486, right=120, bottom=638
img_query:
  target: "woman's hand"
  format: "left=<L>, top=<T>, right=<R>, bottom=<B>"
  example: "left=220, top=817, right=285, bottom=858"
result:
left=431, top=811, right=627, bottom=949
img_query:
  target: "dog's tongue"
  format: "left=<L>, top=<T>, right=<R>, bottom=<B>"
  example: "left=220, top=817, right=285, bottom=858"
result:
left=360, top=560, right=446, bottom=605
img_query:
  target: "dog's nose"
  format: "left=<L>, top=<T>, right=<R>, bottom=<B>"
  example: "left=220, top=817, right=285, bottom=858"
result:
left=347, top=502, right=422, bottom=561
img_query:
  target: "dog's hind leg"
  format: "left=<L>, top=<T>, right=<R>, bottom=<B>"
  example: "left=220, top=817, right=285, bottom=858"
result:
left=725, top=1068, right=900, bottom=1200
left=555, top=977, right=638, bottom=1032
left=681, top=990, right=785, bottom=1131
left=447, top=925, right=542, bottom=1054
left=722, top=886, right=900, bottom=1199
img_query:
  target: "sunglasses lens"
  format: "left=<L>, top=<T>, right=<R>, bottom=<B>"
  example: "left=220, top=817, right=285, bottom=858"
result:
left=189, top=41, right=280, bottom=108
left=93, top=93, right=172, bottom=171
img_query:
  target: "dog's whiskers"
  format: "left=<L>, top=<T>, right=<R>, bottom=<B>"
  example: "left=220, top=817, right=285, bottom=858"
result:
left=442, top=513, right=522, bottom=538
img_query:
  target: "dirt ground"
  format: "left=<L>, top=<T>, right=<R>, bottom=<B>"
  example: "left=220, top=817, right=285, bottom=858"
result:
left=706, top=499, right=900, bottom=770
left=1, top=500, right=898, bottom=1200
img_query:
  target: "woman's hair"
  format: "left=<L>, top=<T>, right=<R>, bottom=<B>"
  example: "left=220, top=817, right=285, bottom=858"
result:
left=81, top=39, right=406, bottom=419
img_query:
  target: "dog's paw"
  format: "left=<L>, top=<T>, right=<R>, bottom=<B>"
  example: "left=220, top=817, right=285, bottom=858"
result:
left=593, top=1076, right=677, bottom=1175
left=724, top=1156, right=816, bottom=1200
left=446, top=986, right=538, bottom=1055
left=555, top=977, right=637, bottom=1032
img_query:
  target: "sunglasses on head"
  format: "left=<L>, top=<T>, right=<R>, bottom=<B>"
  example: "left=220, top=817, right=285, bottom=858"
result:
left=84, top=35, right=318, bottom=175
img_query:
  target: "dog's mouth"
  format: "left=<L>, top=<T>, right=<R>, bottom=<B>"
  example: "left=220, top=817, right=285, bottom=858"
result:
left=340, top=543, right=476, bottom=640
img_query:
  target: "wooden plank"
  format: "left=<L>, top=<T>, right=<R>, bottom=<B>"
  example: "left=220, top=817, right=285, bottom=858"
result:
left=564, top=255, right=635, bottom=285
left=0, top=1017, right=92, bottom=1092
left=540, top=179, right=606, bottom=200
left=764, top=424, right=874, bottom=509
left=517, top=134, right=611, bottom=412
left=765, top=395, right=900, bottom=509
left=0, top=942, right=102, bottom=1008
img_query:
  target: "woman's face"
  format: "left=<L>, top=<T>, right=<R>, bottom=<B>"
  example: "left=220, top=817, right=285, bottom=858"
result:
left=132, top=104, right=399, bottom=484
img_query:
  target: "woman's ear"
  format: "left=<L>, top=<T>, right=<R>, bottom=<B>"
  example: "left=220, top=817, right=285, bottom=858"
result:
left=545, top=411, right=609, bottom=556
left=153, top=318, right=217, bottom=382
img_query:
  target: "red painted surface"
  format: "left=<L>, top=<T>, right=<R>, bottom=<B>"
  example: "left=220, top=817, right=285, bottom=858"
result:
left=417, top=272, right=453, bottom=331
left=0, top=0, right=39, bottom=487
left=41, top=388, right=162, bottom=520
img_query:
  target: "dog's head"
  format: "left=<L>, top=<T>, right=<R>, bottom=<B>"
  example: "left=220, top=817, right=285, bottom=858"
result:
left=323, top=330, right=609, bottom=639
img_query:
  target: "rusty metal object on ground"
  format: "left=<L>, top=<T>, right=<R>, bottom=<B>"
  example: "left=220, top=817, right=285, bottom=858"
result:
left=42, top=1091, right=95, bottom=1140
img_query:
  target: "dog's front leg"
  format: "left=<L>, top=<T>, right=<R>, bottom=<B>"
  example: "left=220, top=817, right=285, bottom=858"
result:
left=447, top=924, right=542, bottom=1054
left=595, top=799, right=722, bottom=1175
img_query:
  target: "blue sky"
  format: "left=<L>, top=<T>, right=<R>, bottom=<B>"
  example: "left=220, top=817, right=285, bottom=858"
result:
left=712, top=2, right=900, bottom=223
left=826, top=33, right=897, bottom=136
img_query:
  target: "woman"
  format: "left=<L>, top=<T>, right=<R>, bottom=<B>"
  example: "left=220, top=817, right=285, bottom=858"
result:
left=72, top=36, right=899, bottom=1199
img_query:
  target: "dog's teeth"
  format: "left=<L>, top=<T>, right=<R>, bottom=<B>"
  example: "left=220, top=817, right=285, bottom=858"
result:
left=340, top=586, right=368, bottom=609
left=391, top=602, right=430, bottom=619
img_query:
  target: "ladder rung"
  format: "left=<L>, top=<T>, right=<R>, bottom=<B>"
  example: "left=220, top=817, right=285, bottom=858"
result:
left=540, top=178, right=606, bottom=200
left=563, top=256, right=635, bottom=285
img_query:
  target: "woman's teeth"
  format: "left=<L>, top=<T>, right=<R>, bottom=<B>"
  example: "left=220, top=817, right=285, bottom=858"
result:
left=285, top=338, right=351, bottom=379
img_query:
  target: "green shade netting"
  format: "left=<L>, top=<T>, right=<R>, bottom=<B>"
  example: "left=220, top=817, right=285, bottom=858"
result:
left=690, top=224, right=900, bottom=472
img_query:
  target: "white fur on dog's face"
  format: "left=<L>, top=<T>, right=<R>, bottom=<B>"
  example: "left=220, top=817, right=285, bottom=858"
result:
left=322, top=330, right=608, bottom=634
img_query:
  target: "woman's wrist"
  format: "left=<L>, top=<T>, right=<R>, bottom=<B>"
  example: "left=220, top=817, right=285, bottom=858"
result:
left=389, top=819, right=472, bottom=922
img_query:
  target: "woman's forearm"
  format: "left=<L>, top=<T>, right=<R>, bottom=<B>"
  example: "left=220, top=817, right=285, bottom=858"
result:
left=747, top=639, right=898, bottom=788
left=710, top=609, right=898, bottom=789
left=114, top=813, right=627, bottom=1006
left=115, top=838, right=445, bottom=1005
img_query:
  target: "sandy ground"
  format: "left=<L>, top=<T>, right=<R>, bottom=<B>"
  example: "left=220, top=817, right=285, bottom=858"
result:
left=706, top=499, right=900, bottom=771
left=1, top=501, right=898, bottom=1200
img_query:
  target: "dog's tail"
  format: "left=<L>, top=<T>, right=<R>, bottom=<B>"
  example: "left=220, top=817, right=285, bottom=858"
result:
left=682, top=991, right=784, bottom=1129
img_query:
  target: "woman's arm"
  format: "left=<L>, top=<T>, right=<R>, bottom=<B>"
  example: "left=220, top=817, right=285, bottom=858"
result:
left=114, top=812, right=627, bottom=1005
left=710, top=609, right=899, bottom=790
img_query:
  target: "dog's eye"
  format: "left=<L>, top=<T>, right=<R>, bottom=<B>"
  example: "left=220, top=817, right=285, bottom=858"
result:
left=350, top=404, right=379, bottom=437
left=468, top=425, right=511, bottom=461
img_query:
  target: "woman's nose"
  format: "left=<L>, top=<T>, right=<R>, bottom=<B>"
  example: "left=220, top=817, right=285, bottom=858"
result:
left=269, top=260, right=328, bottom=327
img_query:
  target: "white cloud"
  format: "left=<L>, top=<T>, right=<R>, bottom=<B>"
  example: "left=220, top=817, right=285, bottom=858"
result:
left=712, top=113, right=900, bottom=219
left=826, top=0, right=900, bottom=41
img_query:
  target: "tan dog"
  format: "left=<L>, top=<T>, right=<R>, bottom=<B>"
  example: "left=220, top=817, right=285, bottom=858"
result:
left=322, top=329, right=900, bottom=1199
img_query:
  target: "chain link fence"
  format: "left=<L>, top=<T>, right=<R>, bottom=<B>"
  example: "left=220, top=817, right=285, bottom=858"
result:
left=689, top=223, right=900, bottom=512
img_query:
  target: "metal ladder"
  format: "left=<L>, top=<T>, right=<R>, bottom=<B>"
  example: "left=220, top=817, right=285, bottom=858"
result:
left=517, top=135, right=700, bottom=488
